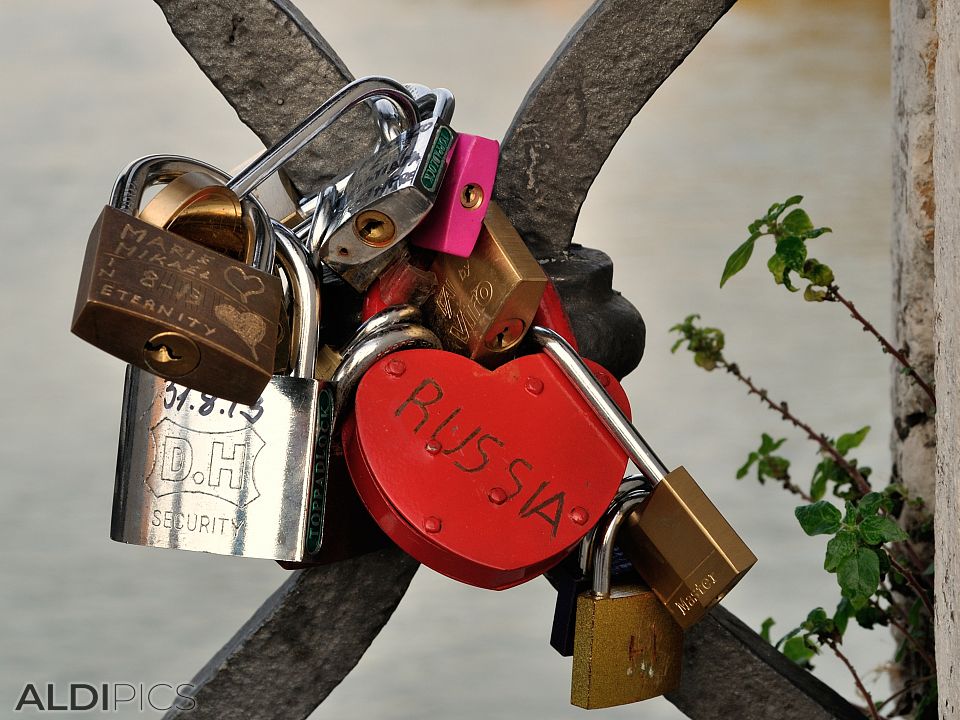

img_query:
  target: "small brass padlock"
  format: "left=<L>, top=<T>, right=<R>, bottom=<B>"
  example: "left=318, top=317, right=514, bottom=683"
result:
left=424, top=201, right=547, bottom=366
left=571, top=488, right=683, bottom=709
left=72, top=155, right=283, bottom=405
left=533, top=326, right=757, bottom=629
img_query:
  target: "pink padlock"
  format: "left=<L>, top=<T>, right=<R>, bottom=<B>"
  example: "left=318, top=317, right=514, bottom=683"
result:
left=409, top=134, right=499, bottom=257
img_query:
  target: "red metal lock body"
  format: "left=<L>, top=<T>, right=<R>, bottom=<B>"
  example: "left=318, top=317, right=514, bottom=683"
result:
left=343, top=348, right=631, bottom=590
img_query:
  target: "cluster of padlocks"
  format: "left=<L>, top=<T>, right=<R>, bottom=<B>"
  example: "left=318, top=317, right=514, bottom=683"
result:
left=71, top=77, right=757, bottom=709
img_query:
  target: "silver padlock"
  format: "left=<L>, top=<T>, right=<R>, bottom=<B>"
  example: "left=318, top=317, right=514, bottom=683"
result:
left=311, top=87, right=457, bottom=291
left=111, top=222, right=326, bottom=561
left=111, top=225, right=441, bottom=560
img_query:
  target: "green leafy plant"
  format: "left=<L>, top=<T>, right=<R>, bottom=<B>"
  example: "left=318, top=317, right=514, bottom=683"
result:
left=673, top=199, right=936, bottom=719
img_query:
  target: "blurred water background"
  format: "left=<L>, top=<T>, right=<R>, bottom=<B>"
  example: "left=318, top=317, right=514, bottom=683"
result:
left=0, top=0, right=892, bottom=717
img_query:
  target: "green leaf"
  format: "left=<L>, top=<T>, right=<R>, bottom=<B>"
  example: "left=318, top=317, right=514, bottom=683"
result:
left=783, top=195, right=804, bottom=208
left=736, top=452, right=759, bottom=480
left=857, top=491, right=884, bottom=517
left=801, top=259, right=835, bottom=286
left=802, top=607, right=830, bottom=631
left=775, top=236, right=808, bottom=270
left=782, top=208, right=814, bottom=235
left=804, top=285, right=828, bottom=302
left=760, top=617, right=775, bottom=644
left=834, top=598, right=853, bottom=636
left=837, top=547, right=881, bottom=602
left=767, top=253, right=797, bottom=290
left=859, top=516, right=908, bottom=545
left=782, top=636, right=816, bottom=667
left=720, top=237, right=758, bottom=287
left=837, top=426, right=870, bottom=455
left=759, top=433, right=786, bottom=454
left=805, top=227, right=832, bottom=239
left=854, top=604, right=888, bottom=630
left=810, top=460, right=830, bottom=501
left=824, top=529, right=858, bottom=572
left=694, top=352, right=718, bottom=371
left=795, top=501, right=842, bottom=536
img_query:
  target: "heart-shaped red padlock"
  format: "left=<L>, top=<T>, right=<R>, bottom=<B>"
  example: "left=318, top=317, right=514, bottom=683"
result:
left=343, top=348, right=631, bottom=590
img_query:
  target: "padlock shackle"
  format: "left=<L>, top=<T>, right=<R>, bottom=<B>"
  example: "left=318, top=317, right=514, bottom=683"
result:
left=405, top=84, right=455, bottom=125
left=272, top=221, right=319, bottom=380
left=531, top=326, right=669, bottom=483
left=591, top=487, right=650, bottom=598
left=228, top=77, right=420, bottom=199
left=577, top=474, right=652, bottom=576
left=331, top=321, right=441, bottom=424
left=112, top=154, right=277, bottom=273
left=342, top=304, right=423, bottom=358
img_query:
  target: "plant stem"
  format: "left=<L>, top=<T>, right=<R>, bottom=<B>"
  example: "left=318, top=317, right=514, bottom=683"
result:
left=875, top=600, right=936, bottom=672
left=826, top=285, right=936, bottom=406
left=888, top=554, right=935, bottom=618
left=875, top=675, right=935, bottom=712
left=721, top=362, right=872, bottom=495
left=826, top=639, right=880, bottom=720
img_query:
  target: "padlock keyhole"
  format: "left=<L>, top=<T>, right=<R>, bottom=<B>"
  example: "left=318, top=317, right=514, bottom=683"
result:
left=144, top=340, right=182, bottom=363
left=353, top=210, right=397, bottom=247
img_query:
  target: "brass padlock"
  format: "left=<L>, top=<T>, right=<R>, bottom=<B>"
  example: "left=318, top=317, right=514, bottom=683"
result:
left=72, top=155, right=283, bottom=405
left=572, top=487, right=683, bottom=709
left=424, top=201, right=547, bottom=366
left=138, top=171, right=254, bottom=262
left=533, top=326, right=757, bottom=629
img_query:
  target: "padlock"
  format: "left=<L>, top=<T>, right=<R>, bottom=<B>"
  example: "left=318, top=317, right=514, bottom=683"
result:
left=312, top=87, right=458, bottom=291
left=72, top=155, right=283, bottom=405
left=408, top=133, right=499, bottom=257
left=137, top=171, right=254, bottom=261
left=423, top=201, right=548, bottom=366
left=343, top=338, right=631, bottom=590
left=547, top=475, right=647, bottom=657
left=532, top=326, right=758, bottom=628
left=571, top=487, right=683, bottom=709
left=146, top=79, right=422, bottom=240
left=111, top=222, right=329, bottom=561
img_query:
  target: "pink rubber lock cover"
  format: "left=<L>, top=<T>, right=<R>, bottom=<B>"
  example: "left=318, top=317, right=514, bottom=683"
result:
left=409, top=134, right=499, bottom=257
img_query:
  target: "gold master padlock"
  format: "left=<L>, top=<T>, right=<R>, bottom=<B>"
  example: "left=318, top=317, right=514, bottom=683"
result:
left=572, top=487, right=682, bottom=709
left=533, top=326, right=757, bottom=629
left=424, top=201, right=547, bottom=366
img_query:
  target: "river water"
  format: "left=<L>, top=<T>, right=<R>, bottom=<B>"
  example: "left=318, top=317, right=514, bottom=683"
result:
left=0, top=0, right=893, bottom=717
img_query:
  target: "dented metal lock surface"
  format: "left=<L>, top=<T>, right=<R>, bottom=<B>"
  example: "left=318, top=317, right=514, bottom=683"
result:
left=111, top=225, right=333, bottom=562
left=343, top=347, right=631, bottom=590
left=71, top=156, right=283, bottom=405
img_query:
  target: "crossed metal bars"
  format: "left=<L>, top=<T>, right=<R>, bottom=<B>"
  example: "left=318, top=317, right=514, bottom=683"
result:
left=151, top=1, right=864, bottom=717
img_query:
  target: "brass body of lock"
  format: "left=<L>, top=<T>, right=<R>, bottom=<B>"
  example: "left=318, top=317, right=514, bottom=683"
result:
left=424, top=202, right=546, bottom=365
left=72, top=203, right=282, bottom=405
left=617, top=466, right=757, bottom=628
left=571, top=488, right=682, bottom=709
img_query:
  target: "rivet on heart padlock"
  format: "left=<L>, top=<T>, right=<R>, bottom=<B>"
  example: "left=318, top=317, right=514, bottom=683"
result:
left=343, top=348, right=632, bottom=590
